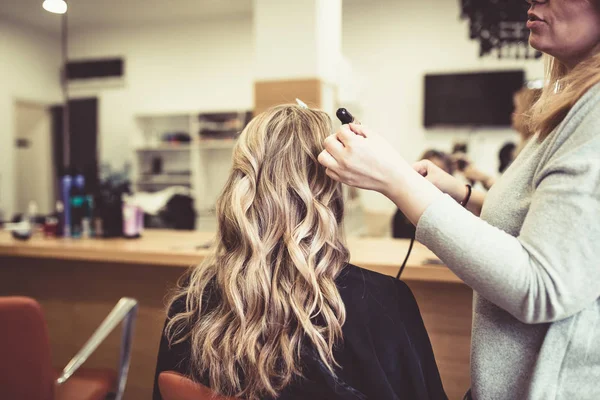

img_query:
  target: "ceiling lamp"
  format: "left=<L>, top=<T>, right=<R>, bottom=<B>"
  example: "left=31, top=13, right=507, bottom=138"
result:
left=42, top=0, right=68, bottom=14
left=461, top=0, right=541, bottom=59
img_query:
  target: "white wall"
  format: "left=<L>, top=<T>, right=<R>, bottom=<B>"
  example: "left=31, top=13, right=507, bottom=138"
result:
left=67, top=15, right=254, bottom=170
left=0, top=19, right=62, bottom=218
left=253, top=0, right=342, bottom=84
left=342, top=0, right=544, bottom=212
left=15, top=103, right=54, bottom=215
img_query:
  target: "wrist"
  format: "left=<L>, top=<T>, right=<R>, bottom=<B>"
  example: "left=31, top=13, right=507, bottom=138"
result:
left=450, top=179, right=468, bottom=203
left=381, top=163, right=408, bottom=200
left=385, top=163, right=445, bottom=225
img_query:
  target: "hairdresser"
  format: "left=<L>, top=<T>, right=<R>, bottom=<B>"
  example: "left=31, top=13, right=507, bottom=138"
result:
left=318, top=1, right=600, bottom=399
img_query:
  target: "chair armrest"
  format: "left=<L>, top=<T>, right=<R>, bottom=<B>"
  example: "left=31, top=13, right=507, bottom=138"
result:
left=56, top=297, right=138, bottom=400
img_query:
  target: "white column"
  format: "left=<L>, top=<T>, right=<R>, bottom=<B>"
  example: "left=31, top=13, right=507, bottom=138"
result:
left=252, top=0, right=342, bottom=114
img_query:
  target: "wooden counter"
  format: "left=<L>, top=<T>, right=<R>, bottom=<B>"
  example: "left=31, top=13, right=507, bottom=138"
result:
left=0, top=230, right=461, bottom=283
left=0, top=230, right=472, bottom=399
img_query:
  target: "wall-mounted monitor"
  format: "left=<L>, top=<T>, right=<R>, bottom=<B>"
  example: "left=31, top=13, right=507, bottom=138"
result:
left=424, top=70, right=525, bottom=128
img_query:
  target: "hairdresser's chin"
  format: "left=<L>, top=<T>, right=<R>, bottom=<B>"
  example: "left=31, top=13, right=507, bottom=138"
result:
left=527, top=0, right=600, bottom=68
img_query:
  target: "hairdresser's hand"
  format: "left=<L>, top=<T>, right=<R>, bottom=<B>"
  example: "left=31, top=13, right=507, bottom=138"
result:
left=464, top=165, right=495, bottom=190
left=318, top=123, right=407, bottom=197
left=317, top=122, right=464, bottom=204
left=319, top=124, right=445, bottom=224
left=413, top=159, right=467, bottom=203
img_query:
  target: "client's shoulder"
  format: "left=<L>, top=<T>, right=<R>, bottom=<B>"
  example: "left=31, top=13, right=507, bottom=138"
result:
left=337, top=263, right=410, bottom=289
left=336, top=263, right=414, bottom=310
left=166, top=276, right=218, bottom=320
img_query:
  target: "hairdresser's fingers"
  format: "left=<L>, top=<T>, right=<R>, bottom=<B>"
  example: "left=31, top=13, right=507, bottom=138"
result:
left=348, top=123, right=368, bottom=138
left=335, top=124, right=358, bottom=146
left=323, top=134, right=345, bottom=158
left=318, top=149, right=341, bottom=171
left=413, top=160, right=431, bottom=177
left=325, top=168, right=342, bottom=182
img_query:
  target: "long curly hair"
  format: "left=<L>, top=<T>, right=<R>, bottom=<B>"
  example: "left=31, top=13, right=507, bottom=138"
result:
left=166, top=105, right=349, bottom=399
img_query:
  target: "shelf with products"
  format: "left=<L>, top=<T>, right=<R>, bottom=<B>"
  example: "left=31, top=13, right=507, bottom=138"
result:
left=132, top=110, right=251, bottom=223
left=134, top=141, right=236, bottom=152
left=196, top=111, right=252, bottom=140
left=197, top=140, right=237, bottom=150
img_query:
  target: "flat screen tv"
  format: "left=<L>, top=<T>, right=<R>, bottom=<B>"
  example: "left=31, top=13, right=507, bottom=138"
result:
left=424, top=70, right=525, bottom=128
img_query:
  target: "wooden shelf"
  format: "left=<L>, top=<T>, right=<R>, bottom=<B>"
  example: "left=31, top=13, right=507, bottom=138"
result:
left=136, top=182, right=192, bottom=187
left=135, top=145, right=193, bottom=152
left=135, top=141, right=235, bottom=152
left=197, top=140, right=236, bottom=150
left=137, top=175, right=191, bottom=185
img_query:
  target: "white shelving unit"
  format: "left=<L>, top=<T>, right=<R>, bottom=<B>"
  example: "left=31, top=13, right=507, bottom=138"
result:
left=133, top=111, right=249, bottom=226
left=132, top=109, right=365, bottom=236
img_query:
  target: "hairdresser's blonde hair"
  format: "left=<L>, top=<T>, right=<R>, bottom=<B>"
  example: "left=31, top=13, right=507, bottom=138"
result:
left=513, top=87, right=542, bottom=141
left=166, top=105, right=349, bottom=400
left=530, top=49, right=600, bottom=139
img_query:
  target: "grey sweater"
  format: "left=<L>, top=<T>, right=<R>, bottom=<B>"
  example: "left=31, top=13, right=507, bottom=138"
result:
left=416, top=82, right=600, bottom=400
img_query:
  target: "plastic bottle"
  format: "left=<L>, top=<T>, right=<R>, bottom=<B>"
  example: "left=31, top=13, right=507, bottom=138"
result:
left=70, top=174, right=86, bottom=239
left=61, top=173, right=72, bottom=237
left=12, top=201, right=37, bottom=240
left=55, top=201, right=65, bottom=237
left=83, top=194, right=94, bottom=238
left=27, top=201, right=38, bottom=234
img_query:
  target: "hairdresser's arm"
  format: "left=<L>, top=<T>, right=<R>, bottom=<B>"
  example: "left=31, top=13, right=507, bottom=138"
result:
left=413, top=159, right=487, bottom=216
left=319, top=123, right=600, bottom=324
left=414, top=153, right=600, bottom=323
left=318, top=124, right=483, bottom=223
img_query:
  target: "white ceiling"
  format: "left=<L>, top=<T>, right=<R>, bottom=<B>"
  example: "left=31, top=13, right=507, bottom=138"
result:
left=0, top=0, right=254, bottom=34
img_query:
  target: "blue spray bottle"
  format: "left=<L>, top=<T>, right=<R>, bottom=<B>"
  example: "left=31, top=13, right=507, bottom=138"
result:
left=61, top=172, right=73, bottom=237
left=70, top=173, right=86, bottom=239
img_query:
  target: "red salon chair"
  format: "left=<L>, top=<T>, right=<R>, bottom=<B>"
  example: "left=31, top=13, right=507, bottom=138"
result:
left=0, top=296, right=138, bottom=400
left=158, top=371, right=236, bottom=400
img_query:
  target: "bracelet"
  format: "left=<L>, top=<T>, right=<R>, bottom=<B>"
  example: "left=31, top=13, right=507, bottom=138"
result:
left=460, top=184, right=472, bottom=207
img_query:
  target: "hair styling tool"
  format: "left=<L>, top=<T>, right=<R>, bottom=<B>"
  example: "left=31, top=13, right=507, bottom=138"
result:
left=335, top=107, right=414, bottom=280
left=336, top=108, right=355, bottom=125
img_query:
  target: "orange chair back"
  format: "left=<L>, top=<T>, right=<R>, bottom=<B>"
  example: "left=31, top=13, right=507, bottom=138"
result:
left=0, top=296, right=55, bottom=400
left=158, top=371, right=236, bottom=400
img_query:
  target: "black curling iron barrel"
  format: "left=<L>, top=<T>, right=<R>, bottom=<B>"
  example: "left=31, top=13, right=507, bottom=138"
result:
left=336, top=108, right=355, bottom=125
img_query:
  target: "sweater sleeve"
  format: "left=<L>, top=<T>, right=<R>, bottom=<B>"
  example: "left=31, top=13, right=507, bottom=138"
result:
left=416, top=129, right=600, bottom=324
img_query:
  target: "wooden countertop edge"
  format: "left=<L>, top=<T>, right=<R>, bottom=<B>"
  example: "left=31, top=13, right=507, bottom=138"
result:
left=0, top=246, right=464, bottom=285
left=0, top=245, right=204, bottom=267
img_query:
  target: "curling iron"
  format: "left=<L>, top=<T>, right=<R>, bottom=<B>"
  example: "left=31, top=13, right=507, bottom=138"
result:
left=334, top=106, right=414, bottom=280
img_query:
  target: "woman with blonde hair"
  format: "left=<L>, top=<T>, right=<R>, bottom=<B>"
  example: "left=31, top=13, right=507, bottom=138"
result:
left=318, top=0, right=600, bottom=399
left=153, top=105, right=446, bottom=400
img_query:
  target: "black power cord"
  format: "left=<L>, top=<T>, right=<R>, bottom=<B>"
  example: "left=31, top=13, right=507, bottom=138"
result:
left=335, top=107, right=415, bottom=280
left=396, top=233, right=415, bottom=280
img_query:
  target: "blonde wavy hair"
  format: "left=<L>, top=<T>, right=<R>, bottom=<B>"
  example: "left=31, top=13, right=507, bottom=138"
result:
left=530, top=27, right=600, bottom=139
left=512, top=87, right=542, bottom=141
left=166, top=105, right=349, bottom=399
